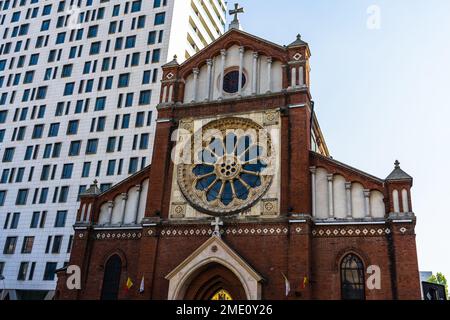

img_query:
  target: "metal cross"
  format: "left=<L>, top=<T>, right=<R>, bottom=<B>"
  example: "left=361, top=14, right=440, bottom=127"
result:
left=211, top=217, right=224, bottom=237
left=229, top=3, right=244, bottom=22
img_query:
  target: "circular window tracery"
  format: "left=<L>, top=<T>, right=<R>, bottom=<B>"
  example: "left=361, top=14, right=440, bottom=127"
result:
left=177, top=118, right=274, bottom=216
left=223, top=70, right=246, bottom=94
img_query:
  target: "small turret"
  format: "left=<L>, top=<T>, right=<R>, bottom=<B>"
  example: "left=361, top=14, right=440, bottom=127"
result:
left=385, top=161, right=413, bottom=214
left=286, top=34, right=311, bottom=89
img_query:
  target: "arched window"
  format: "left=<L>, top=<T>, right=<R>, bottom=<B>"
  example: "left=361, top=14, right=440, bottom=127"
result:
left=340, top=254, right=365, bottom=300
left=100, top=255, right=122, bottom=300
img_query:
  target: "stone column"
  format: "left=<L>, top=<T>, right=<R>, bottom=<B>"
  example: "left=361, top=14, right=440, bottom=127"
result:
left=345, top=182, right=353, bottom=219
left=252, top=52, right=258, bottom=95
left=364, top=189, right=371, bottom=219
left=402, top=189, right=410, bottom=213
left=162, top=85, right=168, bottom=103
left=310, top=167, right=317, bottom=217
left=299, top=66, right=304, bottom=87
left=80, top=204, right=86, bottom=222
left=134, top=185, right=142, bottom=224
left=327, top=174, right=334, bottom=219
left=291, top=66, right=297, bottom=89
left=120, top=193, right=128, bottom=225
left=167, top=85, right=173, bottom=103
left=192, top=68, right=199, bottom=103
left=206, top=59, right=213, bottom=101
left=238, top=46, right=245, bottom=96
left=267, top=57, right=273, bottom=93
left=219, top=49, right=226, bottom=99
left=107, top=200, right=114, bottom=224
left=85, top=203, right=92, bottom=223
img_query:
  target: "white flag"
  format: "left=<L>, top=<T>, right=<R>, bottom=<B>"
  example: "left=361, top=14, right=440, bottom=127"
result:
left=139, top=276, right=145, bottom=293
left=281, top=272, right=290, bottom=297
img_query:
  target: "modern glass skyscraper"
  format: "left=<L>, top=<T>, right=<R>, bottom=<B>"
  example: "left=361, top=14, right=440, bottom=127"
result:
left=0, top=0, right=226, bottom=300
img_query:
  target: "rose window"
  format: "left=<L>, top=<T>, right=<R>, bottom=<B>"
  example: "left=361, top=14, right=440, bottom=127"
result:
left=177, top=118, right=274, bottom=216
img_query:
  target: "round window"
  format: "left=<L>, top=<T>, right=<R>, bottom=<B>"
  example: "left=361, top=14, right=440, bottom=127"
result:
left=223, top=70, right=246, bottom=94
left=177, top=117, right=274, bottom=216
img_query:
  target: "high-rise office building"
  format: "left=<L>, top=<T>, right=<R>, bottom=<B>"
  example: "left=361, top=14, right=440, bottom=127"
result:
left=0, top=0, right=226, bottom=300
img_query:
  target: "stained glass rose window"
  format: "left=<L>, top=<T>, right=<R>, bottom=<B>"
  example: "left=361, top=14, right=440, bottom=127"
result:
left=177, top=118, right=274, bottom=216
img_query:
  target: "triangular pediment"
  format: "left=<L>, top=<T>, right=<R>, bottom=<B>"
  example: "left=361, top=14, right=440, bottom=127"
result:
left=177, top=29, right=291, bottom=79
left=165, top=235, right=263, bottom=300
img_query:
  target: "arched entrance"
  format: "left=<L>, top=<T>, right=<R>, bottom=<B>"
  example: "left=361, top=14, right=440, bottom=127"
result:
left=166, top=236, right=263, bottom=300
left=183, top=263, right=247, bottom=300
left=100, top=255, right=122, bottom=300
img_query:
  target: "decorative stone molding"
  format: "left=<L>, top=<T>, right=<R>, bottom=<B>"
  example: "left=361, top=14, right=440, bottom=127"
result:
left=171, top=202, right=187, bottom=219
left=94, top=231, right=142, bottom=240
left=261, top=198, right=278, bottom=216
left=179, top=118, right=194, bottom=133
left=312, top=227, right=391, bottom=238
left=158, top=225, right=290, bottom=238
left=293, top=52, right=302, bottom=61
left=263, top=110, right=279, bottom=126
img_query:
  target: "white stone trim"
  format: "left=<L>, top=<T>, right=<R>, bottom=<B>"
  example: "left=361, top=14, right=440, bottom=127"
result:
left=166, top=236, right=263, bottom=300
left=315, top=221, right=386, bottom=226
left=93, top=226, right=143, bottom=231
left=288, top=103, right=307, bottom=109
left=392, top=219, right=413, bottom=223
left=289, top=219, right=307, bottom=224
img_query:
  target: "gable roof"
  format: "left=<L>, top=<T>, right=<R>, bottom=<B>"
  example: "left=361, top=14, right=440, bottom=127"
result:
left=177, top=28, right=294, bottom=79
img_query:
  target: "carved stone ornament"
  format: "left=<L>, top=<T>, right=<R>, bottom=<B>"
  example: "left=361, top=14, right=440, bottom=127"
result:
left=177, top=117, right=275, bottom=216
left=171, top=202, right=187, bottom=218
left=179, top=119, right=194, bottom=133
left=261, top=198, right=278, bottom=216
left=263, top=110, right=279, bottom=126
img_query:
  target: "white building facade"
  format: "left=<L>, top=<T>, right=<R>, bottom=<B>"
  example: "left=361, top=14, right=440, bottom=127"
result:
left=0, top=0, right=226, bottom=300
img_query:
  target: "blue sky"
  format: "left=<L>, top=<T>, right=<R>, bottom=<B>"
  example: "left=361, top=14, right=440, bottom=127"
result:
left=231, top=0, right=450, bottom=279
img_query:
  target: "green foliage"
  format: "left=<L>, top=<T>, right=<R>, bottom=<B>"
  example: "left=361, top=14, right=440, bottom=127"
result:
left=427, top=272, right=449, bottom=299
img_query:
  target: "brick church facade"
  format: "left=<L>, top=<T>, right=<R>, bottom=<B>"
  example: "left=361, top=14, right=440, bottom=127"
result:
left=56, top=28, right=421, bottom=300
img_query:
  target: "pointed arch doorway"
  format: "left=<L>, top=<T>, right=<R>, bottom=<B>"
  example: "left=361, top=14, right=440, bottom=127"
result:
left=166, top=236, right=263, bottom=300
left=183, top=263, right=246, bottom=300
left=100, top=255, right=122, bottom=300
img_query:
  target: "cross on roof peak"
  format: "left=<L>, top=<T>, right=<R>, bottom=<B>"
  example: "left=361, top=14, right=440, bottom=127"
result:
left=229, top=3, right=244, bottom=30
left=230, top=3, right=244, bottom=17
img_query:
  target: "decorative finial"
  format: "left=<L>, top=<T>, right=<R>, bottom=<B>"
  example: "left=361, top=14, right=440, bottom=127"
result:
left=173, top=54, right=177, bottom=60
left=394, top=160, right=400, bottom=169
left=93, top=179, right=98, bottom=186
left=297, top=34, right=302, bottom=40
left=229, top=3, right=244, bottom=30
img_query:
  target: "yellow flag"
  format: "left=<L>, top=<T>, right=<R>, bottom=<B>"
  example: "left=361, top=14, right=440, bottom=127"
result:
left=303, top=276, right=309, bottom=289
left=125, top=277, right=133, bottom=292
